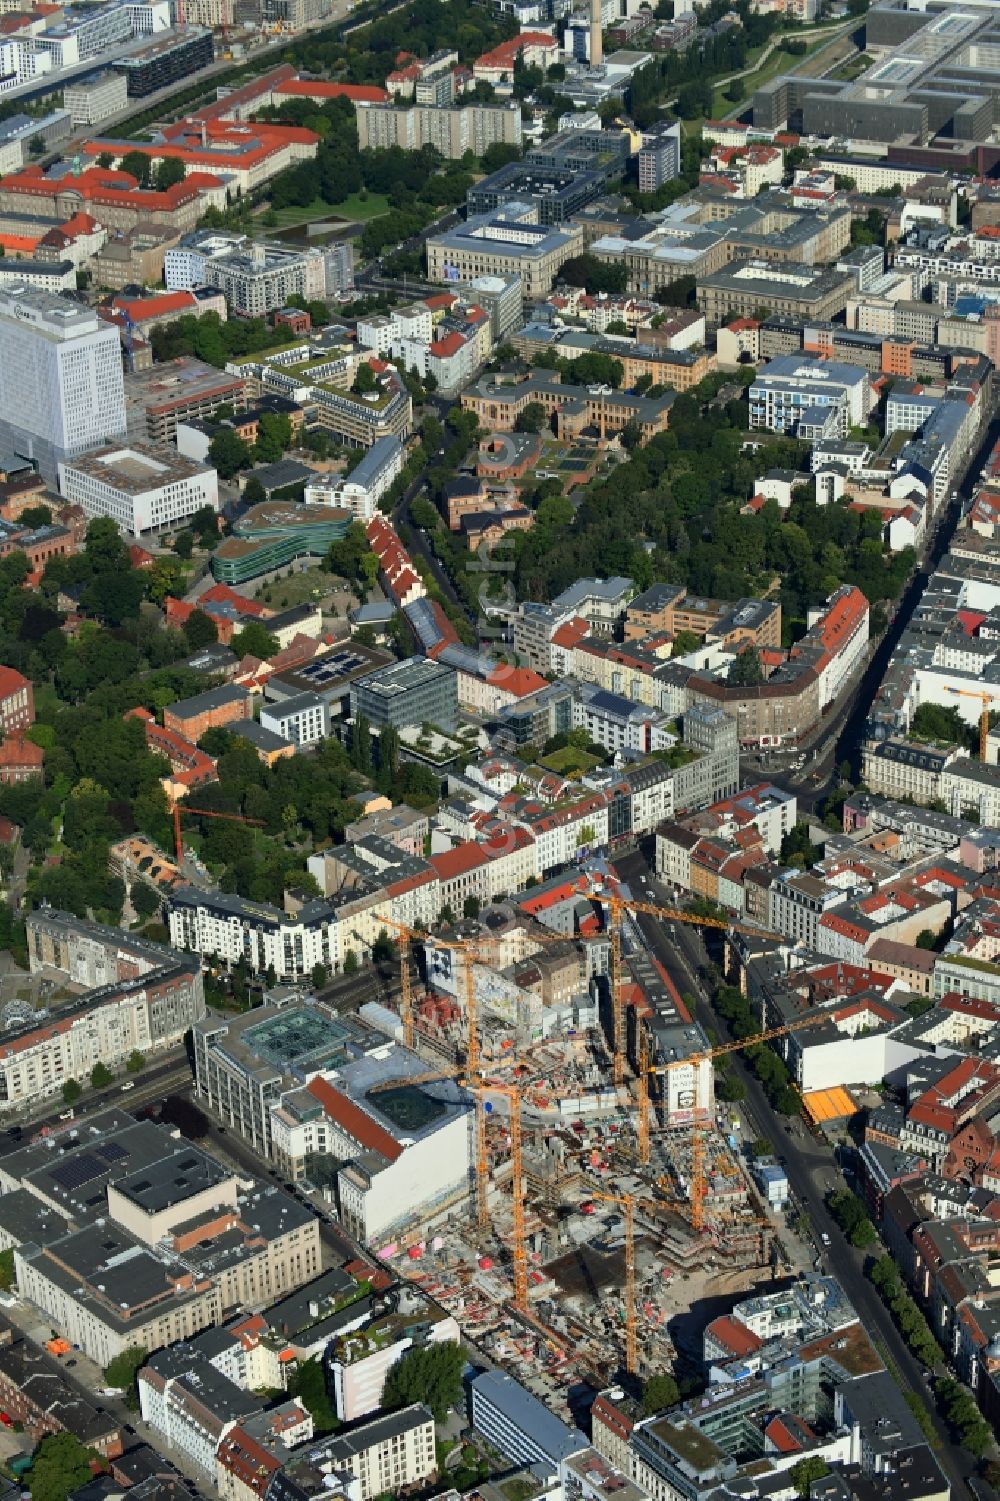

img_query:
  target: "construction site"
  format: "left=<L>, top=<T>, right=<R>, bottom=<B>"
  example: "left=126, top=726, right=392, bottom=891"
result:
left=361, top=880, right=809, bottom=1413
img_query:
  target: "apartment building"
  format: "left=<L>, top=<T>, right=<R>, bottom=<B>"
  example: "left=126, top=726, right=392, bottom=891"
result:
left=357, top=102, right=521, bottom=158
left=170, top=887, right=338, bottom=981
left=0, top=957, right=203, bottom=1107
left=322, top=1406, right=435, bottom=1501
left=749, top=356, right=871, bottom=435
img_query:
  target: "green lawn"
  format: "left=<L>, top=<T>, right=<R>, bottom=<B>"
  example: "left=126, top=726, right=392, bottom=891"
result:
left=539, top=746, right=602, bottom=777
left=254, top=564, right=343, bottom=609
left=264, top=192, right=390, bottom=230
left=713, top=27, right=852, bottom=115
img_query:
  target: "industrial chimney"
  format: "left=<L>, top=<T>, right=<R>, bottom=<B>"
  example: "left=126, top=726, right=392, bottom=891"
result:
left=590, top=0, right=602, bottom=67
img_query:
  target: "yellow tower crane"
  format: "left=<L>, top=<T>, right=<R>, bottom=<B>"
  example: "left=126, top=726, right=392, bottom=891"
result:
left=945, top=684, right=994, bottom=763
left=585, top=882, right=785, bottom=1164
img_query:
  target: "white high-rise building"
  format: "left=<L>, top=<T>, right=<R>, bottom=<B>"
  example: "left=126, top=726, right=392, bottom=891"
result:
left=0, top=285, right=127, bottom=485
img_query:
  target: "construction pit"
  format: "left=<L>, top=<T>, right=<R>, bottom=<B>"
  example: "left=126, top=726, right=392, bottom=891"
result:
left=374, top=1065, right=789, bottom=1415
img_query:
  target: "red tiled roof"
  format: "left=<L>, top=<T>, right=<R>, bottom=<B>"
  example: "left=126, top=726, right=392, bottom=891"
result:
left=430, top=331, right=466, bottom=359
left=764, top=1417, right=803, bottom=1455
left=306, top=1075, right=402, bottom=1162
left=275, top=79, right=388, bottom=102
left=114, top=290, right=199, bottom=323
left=430, top=842, right=489, bottom=881
left=0, top=735, right=42, bottom=769
left=706, top=1314, right=763, bottom=1357
left=487, top=665, right=547, bottom=697
left=0, top=666, right=29, bottom=702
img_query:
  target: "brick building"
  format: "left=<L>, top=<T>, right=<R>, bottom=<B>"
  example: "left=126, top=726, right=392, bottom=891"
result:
left=0, top=734, right=44, bottom=784
left=0, top=667, right=34, bottom=735
left=163, top=685, right=252, bottom=740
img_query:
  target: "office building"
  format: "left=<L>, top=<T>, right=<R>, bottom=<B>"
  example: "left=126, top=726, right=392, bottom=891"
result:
left=0, top=285, right=126, bottom=485
left=753, top=0, right=1000, bottom=145
left=426, top=204, right=584, bottom=298
left=470, top=1371, right=588, bottom=1469
left=350, top=656, right=459, bottom=734
left=638, top=120, right=681, bottom=193
left=57, top=443, right=219, bottom=537
left=64, top=71, right=128, bottom=126
left=212, top=502, right=352, bottom=585
left=697, top=259, right=854, bottom=328
left=111, top=28, right=214, bottom=97
left=13, top=1128, right=320, bottom=1366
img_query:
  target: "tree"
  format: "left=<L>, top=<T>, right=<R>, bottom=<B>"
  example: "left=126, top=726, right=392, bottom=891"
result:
left=183, top=610, right=218, bottom=650
left=372, top=928, right=394, bottom=962
left=312, top=962, right=328, bottom=989
left=173, top=530, right=194, bottom=560
left=343, top=950, right=359, bottom=974
left=131, top=884, right=159, bottom=920
left=620, top=418, right=643, bottom=453
left=287, top=1355, right=337, bottom=1434
left=382, top=1341, right=464, bottom=1422
left=410, top=496, right=440, bottom=530
left=20, top=504, right=52, bottom=529
left=154, top=157, right=186, bottom=191
left=91, top=1062, right=114, bottom=1089
left=119, top=150, right=152, bottom=187
left=728, top=646, right=764, bottom=685
left=353, top=362, right=377, bottom=394
left=103, top=1346, right=147, bottom=1409
left=790, top=1458, right=830, bottom=1497
left=0, top=1247, right=14, bottom=1290
left=96, top=152, right=114, bottom=168
left=24, top=1433, right=104, bottom=1501
left=351, top=712, right=373, bottom=776
left=515, top=401, right=547, bottom=434
left=209, top=428, right=252, bottom=480
left=915, top=929, right=937, bottom=950
left=231, top=622, right=280, bottom=660
left=671, top=630, right=700, bottom=658
left=126, top=1050, right=146, bottom=1074
left=62, top=1079, right=81, bottom=1106
left=254, top=411, right=293, bottom=464
left=642, top=1373, right=680, bottom=1415
left=463, top=895, right=480, bottom=919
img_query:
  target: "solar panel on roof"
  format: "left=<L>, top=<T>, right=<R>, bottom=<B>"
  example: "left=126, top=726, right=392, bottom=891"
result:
left=50, top=1153, right=107, bottom=1191
left=95, top=1141, right=129, bottom=1165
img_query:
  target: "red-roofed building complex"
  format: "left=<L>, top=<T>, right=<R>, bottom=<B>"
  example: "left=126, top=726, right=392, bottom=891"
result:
left=473, top=31, right=558, bottom=83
